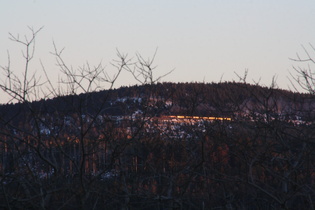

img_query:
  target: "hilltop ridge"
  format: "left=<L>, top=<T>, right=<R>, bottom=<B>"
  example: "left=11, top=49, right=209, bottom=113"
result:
left=1, top=81, right=313, bottom=121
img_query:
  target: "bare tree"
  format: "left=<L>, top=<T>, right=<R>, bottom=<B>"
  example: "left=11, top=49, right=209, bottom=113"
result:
left=0, top=27, right=173, bottom=209
left=290, top=43, right=315, bottom=94
left=121, top=48, right=174, bottom=85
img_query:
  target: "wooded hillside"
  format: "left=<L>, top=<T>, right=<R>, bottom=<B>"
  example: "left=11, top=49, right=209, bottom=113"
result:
left=1, top=82, right=315, bottom=209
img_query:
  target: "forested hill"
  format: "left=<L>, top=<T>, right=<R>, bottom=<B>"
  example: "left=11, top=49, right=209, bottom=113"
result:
left=1, top=82, right=314, bottom=120
left=2, top=81, right=315, bottom=209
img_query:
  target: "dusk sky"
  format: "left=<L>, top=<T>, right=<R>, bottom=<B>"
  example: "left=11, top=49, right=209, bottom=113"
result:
left=1, top=0, right=315, bottom=99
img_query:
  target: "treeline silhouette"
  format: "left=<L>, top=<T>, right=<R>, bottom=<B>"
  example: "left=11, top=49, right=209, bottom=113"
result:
left=1, top=82, right=313, bottom=121
left=1, top=82, right=315, bottom=209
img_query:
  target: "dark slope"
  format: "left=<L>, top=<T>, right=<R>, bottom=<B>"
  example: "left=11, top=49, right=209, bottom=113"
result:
left=1, top=82, right=314, bottom=122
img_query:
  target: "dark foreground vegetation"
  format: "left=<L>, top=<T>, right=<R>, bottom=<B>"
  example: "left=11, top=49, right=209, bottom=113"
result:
left=1, top=82, right=315, bottom=209
left=1, top=28, right=315, bottom=209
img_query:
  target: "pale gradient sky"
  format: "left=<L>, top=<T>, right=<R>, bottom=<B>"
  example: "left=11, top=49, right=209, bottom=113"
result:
left=1, top=0, right=315, bottom=101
